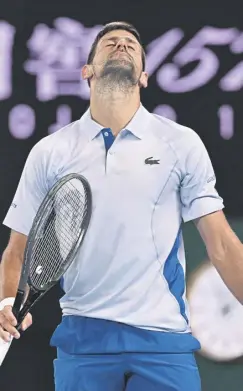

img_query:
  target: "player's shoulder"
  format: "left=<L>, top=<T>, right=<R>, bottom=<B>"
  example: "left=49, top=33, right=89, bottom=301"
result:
left=148, top=111, right=203, bottom=157
left=149, top=111, right=200, bottom=144
left=31, top=119, right=81, bottom=157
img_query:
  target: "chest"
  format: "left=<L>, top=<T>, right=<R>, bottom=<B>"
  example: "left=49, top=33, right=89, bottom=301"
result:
left=53, top=133, right=181, bottom=205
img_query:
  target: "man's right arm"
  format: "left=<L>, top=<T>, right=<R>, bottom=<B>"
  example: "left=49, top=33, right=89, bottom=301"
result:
left=0, top=231, right=27, bottom=299
left=0, top=140, right=52, bottom=342
left=0, top=232, right=32, bottom=342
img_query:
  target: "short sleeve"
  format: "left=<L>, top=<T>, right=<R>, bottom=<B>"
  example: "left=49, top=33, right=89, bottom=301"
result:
left=180, top=133, right=224, bottom=223
left=3, top=142, right=49, bottom=235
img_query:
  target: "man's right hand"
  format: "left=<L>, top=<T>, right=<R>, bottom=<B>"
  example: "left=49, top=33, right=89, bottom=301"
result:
left=0, top=306, right=32, bottom=342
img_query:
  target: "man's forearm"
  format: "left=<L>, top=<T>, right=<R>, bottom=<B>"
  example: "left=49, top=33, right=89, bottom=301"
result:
left=210, top=236, right=243, bottom=304
left=0, top=249, right=23, bottom=301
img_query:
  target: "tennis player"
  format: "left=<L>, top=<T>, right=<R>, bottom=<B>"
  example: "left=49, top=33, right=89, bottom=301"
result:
left=1, top=21, right=243, bottom=391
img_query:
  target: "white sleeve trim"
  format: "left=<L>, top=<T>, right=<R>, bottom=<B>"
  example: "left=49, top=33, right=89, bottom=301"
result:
left=182, top=197, right=224, bottom=223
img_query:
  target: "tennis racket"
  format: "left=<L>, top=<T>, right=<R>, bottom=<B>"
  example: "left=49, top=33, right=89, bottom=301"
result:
left=0, top=173, right=92, bottom=365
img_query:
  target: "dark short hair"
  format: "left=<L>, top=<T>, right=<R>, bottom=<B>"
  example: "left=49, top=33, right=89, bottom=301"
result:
left=87, top=21, right=146, bottom=71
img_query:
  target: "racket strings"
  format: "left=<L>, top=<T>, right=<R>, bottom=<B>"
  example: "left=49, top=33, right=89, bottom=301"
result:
left=29, top=179, right=89, bottom=289
left=31, top=185, right=86, bottom=287
left=38, top=194, right=85, bottom=279
left=34, top=184, right=86, bottom=281
left=31, top=203, right=77, bottom=286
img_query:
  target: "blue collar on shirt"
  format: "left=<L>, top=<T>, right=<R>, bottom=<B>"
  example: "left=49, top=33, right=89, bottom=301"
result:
left=78, top=104, right=151, bottom=141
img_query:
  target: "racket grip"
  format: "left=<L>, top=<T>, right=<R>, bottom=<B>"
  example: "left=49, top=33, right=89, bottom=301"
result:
left=12, top=290, right=25, bottom=318
left=16, top=288, right=39, bottom=328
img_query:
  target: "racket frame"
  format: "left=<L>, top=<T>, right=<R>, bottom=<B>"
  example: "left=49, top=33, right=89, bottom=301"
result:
left=12, top=173, right=92, bottom=327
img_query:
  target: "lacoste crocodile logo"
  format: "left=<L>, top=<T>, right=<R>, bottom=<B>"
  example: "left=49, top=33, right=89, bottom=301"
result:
left=144, top=157, right=160, bottom=165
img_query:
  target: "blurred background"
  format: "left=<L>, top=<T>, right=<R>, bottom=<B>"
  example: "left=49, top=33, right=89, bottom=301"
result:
left=0, top=1, right=243, bottom=390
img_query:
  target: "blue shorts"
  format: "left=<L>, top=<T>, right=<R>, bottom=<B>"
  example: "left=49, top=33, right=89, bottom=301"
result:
left=51, top=316, right=201, bottom=391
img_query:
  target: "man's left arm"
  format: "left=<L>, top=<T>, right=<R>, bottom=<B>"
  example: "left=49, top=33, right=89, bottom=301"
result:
left=195, top=211, right=243, bottom=304
left=180, top=130, right=243, bottom=304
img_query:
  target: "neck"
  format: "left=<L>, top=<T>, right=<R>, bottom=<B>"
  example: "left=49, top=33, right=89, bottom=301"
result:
left=90, top=85, right=140, bottom=136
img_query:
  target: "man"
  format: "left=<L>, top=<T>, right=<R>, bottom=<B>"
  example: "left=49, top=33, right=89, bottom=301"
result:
left=0, top=21, right=243, bottom=391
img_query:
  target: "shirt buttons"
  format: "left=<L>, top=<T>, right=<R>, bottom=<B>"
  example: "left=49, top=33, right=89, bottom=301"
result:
left=109, top=150, right=114, bottom=155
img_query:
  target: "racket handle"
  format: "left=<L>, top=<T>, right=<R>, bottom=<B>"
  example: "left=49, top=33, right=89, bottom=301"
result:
left=12, top=290, right=25, bottom=319
left=0, top=337, right=13, bottom=366
left=16, top=288, right=39, bottom=328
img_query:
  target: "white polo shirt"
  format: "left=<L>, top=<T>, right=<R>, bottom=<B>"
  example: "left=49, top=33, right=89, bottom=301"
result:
left=3, top=105, right=224, bottom=333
